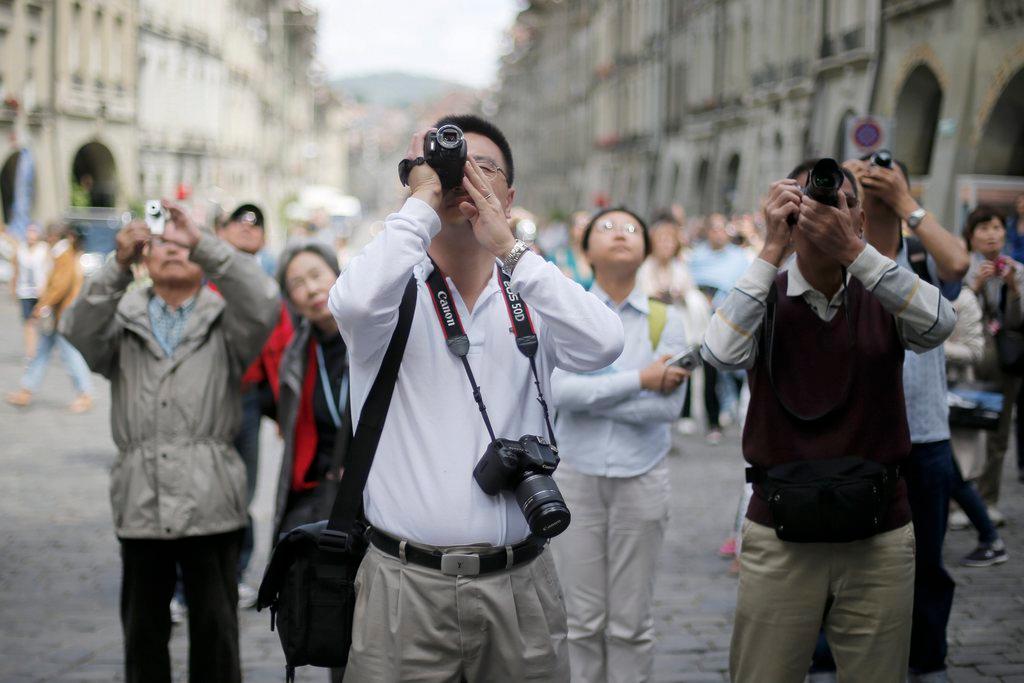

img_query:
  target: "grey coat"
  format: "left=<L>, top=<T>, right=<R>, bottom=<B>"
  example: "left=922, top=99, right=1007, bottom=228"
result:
left=61, top=236, right=280, bottom=539
left=271, top=317, right=313, bottom=541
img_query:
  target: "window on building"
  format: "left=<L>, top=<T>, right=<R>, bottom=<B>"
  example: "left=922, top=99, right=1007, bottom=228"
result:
left=69, top=4, right=82, bottom=79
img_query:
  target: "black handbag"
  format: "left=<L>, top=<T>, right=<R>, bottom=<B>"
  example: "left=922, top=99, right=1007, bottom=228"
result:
left=256, top=276, right=417, bottom=682
left=747, top=457, right=899, bottom=543
left=995, top=328, right=1024, bottom=375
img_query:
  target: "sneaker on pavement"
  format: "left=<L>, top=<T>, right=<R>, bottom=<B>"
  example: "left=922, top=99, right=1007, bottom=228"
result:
left=676, top=418, right=697, bottom=436
left=961, top=540, right=1008, bottom=567
left=948, top=509, right=970, bottom=531
left=706, top=429, right=723, bottom=446
left=718, top=537, right=737, bottom=558
left=68, top=394, right=93, bottom=414
left=987, top=506, right=1006, bottom=527
left=169, top=597, right=186, bottom=625
left=238, top=582, right=258, bottom=609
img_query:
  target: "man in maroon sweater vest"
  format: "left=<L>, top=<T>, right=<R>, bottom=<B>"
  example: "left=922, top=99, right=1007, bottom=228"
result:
left=702, top=166, right=955, bottom=683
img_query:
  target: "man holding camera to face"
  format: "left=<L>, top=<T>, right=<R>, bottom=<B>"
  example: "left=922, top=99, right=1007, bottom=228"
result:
left=702, top=160, right=955, bottom=683
left=60, top=203, right=280, bottom=683
left=328, top=114, right=624, bottom=682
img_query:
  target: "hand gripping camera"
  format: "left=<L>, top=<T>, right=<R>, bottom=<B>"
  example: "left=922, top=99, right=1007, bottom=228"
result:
left=425, top=124, right=468, bottom=191
left=473, top=435, right=571, bottom=538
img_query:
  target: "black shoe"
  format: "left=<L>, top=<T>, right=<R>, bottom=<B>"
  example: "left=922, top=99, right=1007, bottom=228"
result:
left=961, top=541, right=1008, bottom=567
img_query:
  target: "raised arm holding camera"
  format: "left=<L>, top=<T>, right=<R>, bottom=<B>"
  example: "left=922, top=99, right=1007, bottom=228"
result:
left=328, top=115, right=624, bottom=683
left=702, top=160, right=955, bottom=683
left=60, top=202, right=280, bottom=683
left=840, top=153, right=969, bottom=680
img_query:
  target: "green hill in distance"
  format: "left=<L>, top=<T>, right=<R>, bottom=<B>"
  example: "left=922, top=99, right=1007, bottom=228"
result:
left=333, top=71, right=477, bottom=108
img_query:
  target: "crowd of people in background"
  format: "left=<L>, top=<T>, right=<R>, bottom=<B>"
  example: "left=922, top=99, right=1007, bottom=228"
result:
left=1, top=126, right=1023, bottom=683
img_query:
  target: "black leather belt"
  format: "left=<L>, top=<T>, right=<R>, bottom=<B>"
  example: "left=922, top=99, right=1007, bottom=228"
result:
left=368, top=528, right=546, bottom=577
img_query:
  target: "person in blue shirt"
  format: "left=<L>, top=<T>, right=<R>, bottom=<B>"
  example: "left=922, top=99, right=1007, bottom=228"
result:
left=550, top=207, right=689, bottom=683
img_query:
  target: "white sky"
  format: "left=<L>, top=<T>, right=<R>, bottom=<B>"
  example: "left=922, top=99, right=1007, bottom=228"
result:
left=311, top=0, right=525, bottom=88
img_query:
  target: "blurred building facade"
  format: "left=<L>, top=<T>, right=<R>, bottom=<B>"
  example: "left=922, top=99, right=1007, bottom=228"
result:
left=1, top=0, right=138, bottom=232
left=494, top=0, right=1024, bottom=228
left=1, top=0, right=349, bottom=243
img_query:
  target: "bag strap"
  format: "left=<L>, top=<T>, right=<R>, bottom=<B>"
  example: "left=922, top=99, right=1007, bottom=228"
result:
left=647, top=298, right=667, bottom=350
left=320, top=275, right=417, bottom=551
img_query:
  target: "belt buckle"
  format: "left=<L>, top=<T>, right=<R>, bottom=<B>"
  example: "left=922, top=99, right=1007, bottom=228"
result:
left=440, top=552, right=480, bottom=576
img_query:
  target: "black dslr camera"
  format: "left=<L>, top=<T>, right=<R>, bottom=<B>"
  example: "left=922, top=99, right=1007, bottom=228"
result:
left=425, top=124, right=468, bottom=191
left=473, top=435, right=571, bottom=538
left=870, top=149, right=893, bottom=169
left=803, top=157, right=844, bottom=208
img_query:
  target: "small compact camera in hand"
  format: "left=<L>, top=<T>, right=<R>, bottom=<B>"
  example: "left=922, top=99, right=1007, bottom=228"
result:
left=144, top=200, right=167, bottom=236
left=424, top=124, right=468, bottom=191
left=667, top=346, right=702, bottom=371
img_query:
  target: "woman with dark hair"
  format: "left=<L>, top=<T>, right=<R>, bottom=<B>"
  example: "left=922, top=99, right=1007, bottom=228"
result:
left=552, top=206, right=688, bottom=683
left=270, top=242, right=351, bottom=543
left=962, top=206, right=1024, bottom=526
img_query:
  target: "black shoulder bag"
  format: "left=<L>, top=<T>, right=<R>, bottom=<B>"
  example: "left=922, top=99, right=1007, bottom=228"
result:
left=256, top=275, right=417, bottom=681
left=747, top=277, right=900, bottom=543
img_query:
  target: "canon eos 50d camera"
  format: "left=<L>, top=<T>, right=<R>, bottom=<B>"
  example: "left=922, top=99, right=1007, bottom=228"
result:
left=473, top=435, right=571, bottom=538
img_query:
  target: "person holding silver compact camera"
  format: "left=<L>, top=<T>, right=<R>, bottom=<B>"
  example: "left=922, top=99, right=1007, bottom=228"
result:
left=329, top=114, right=624, bottom=682
left=60, top=201, right=279, bottom=683
left=549, top=206, right=690, bottom=683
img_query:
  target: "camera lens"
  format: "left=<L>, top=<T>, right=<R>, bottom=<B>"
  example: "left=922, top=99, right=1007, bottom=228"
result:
left=435, top=124, right=464, bottom=150
left=516, top=474, right=571, bottom=538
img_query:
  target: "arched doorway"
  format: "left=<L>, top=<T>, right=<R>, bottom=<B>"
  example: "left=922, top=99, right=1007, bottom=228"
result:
left=975, top=67, right=1024, bottom=176
left=71, top=141, right=118, bottom=207
left=893, top=65, right=942, bottom=176
left=1, top=152, right=18, bottom=223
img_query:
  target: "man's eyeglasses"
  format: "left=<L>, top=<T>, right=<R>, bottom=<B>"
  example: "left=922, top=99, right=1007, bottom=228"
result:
left=598, top=221, right=639, bottom=235
left=476, top=161, right=507, bottom=182
left=150, top=236, right=192, bottom=250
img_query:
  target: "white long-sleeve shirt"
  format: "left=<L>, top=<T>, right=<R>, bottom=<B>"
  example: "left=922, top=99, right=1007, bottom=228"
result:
left=701, top=244, right=956, bottom=372
left=329, top=198, right=625, bottom=546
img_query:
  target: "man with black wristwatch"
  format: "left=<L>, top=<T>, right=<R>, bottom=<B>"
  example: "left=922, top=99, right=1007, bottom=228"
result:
left=702, top=162, right=955, bottom=682
left=328, top=114, right=624, bottom=682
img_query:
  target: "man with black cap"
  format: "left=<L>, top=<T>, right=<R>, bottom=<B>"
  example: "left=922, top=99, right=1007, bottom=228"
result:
left=216, top=202, right=294, bottom=606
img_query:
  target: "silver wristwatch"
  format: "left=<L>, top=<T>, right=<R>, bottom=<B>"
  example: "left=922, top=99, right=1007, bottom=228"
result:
left=906, top=207, right=927, bottom=230
left=499, top=240, right=530, bottom=275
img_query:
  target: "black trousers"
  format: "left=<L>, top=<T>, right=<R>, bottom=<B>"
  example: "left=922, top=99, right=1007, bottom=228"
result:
left=120, top=530, right=242, bottom=683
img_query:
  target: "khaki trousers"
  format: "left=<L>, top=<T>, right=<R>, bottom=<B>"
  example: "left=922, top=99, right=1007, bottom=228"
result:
left=730, top=521, right=915, bottom=683
left=343, top=543, right=569, bottom=683
left=551, top=461, right=670, bottom=683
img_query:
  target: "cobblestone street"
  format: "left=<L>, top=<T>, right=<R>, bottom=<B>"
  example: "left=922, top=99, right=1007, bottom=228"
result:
left=0, top=295, right=1022, bottom=682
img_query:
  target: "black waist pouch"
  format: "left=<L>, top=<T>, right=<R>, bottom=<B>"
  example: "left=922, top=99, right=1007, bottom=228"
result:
left=747, top=457, right=899, bottom=543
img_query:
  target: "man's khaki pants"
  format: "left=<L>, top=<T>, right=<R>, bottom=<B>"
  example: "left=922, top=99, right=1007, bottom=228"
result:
left=730, top=520, right=916, bottom=683
left=343, top=543, right=569, bottom=683
left=551, top=461, right=670, bottom=683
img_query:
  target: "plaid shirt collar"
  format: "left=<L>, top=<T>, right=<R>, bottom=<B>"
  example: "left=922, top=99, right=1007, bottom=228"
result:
left=148, top=293, right=198, bottom=357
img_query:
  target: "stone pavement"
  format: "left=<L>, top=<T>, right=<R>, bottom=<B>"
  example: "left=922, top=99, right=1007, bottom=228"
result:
left=0, top=294, right=1021, bottom=682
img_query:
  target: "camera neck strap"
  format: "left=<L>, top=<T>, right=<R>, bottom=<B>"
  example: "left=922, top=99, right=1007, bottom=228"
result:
left=425, top=258, right=557, bottom=446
